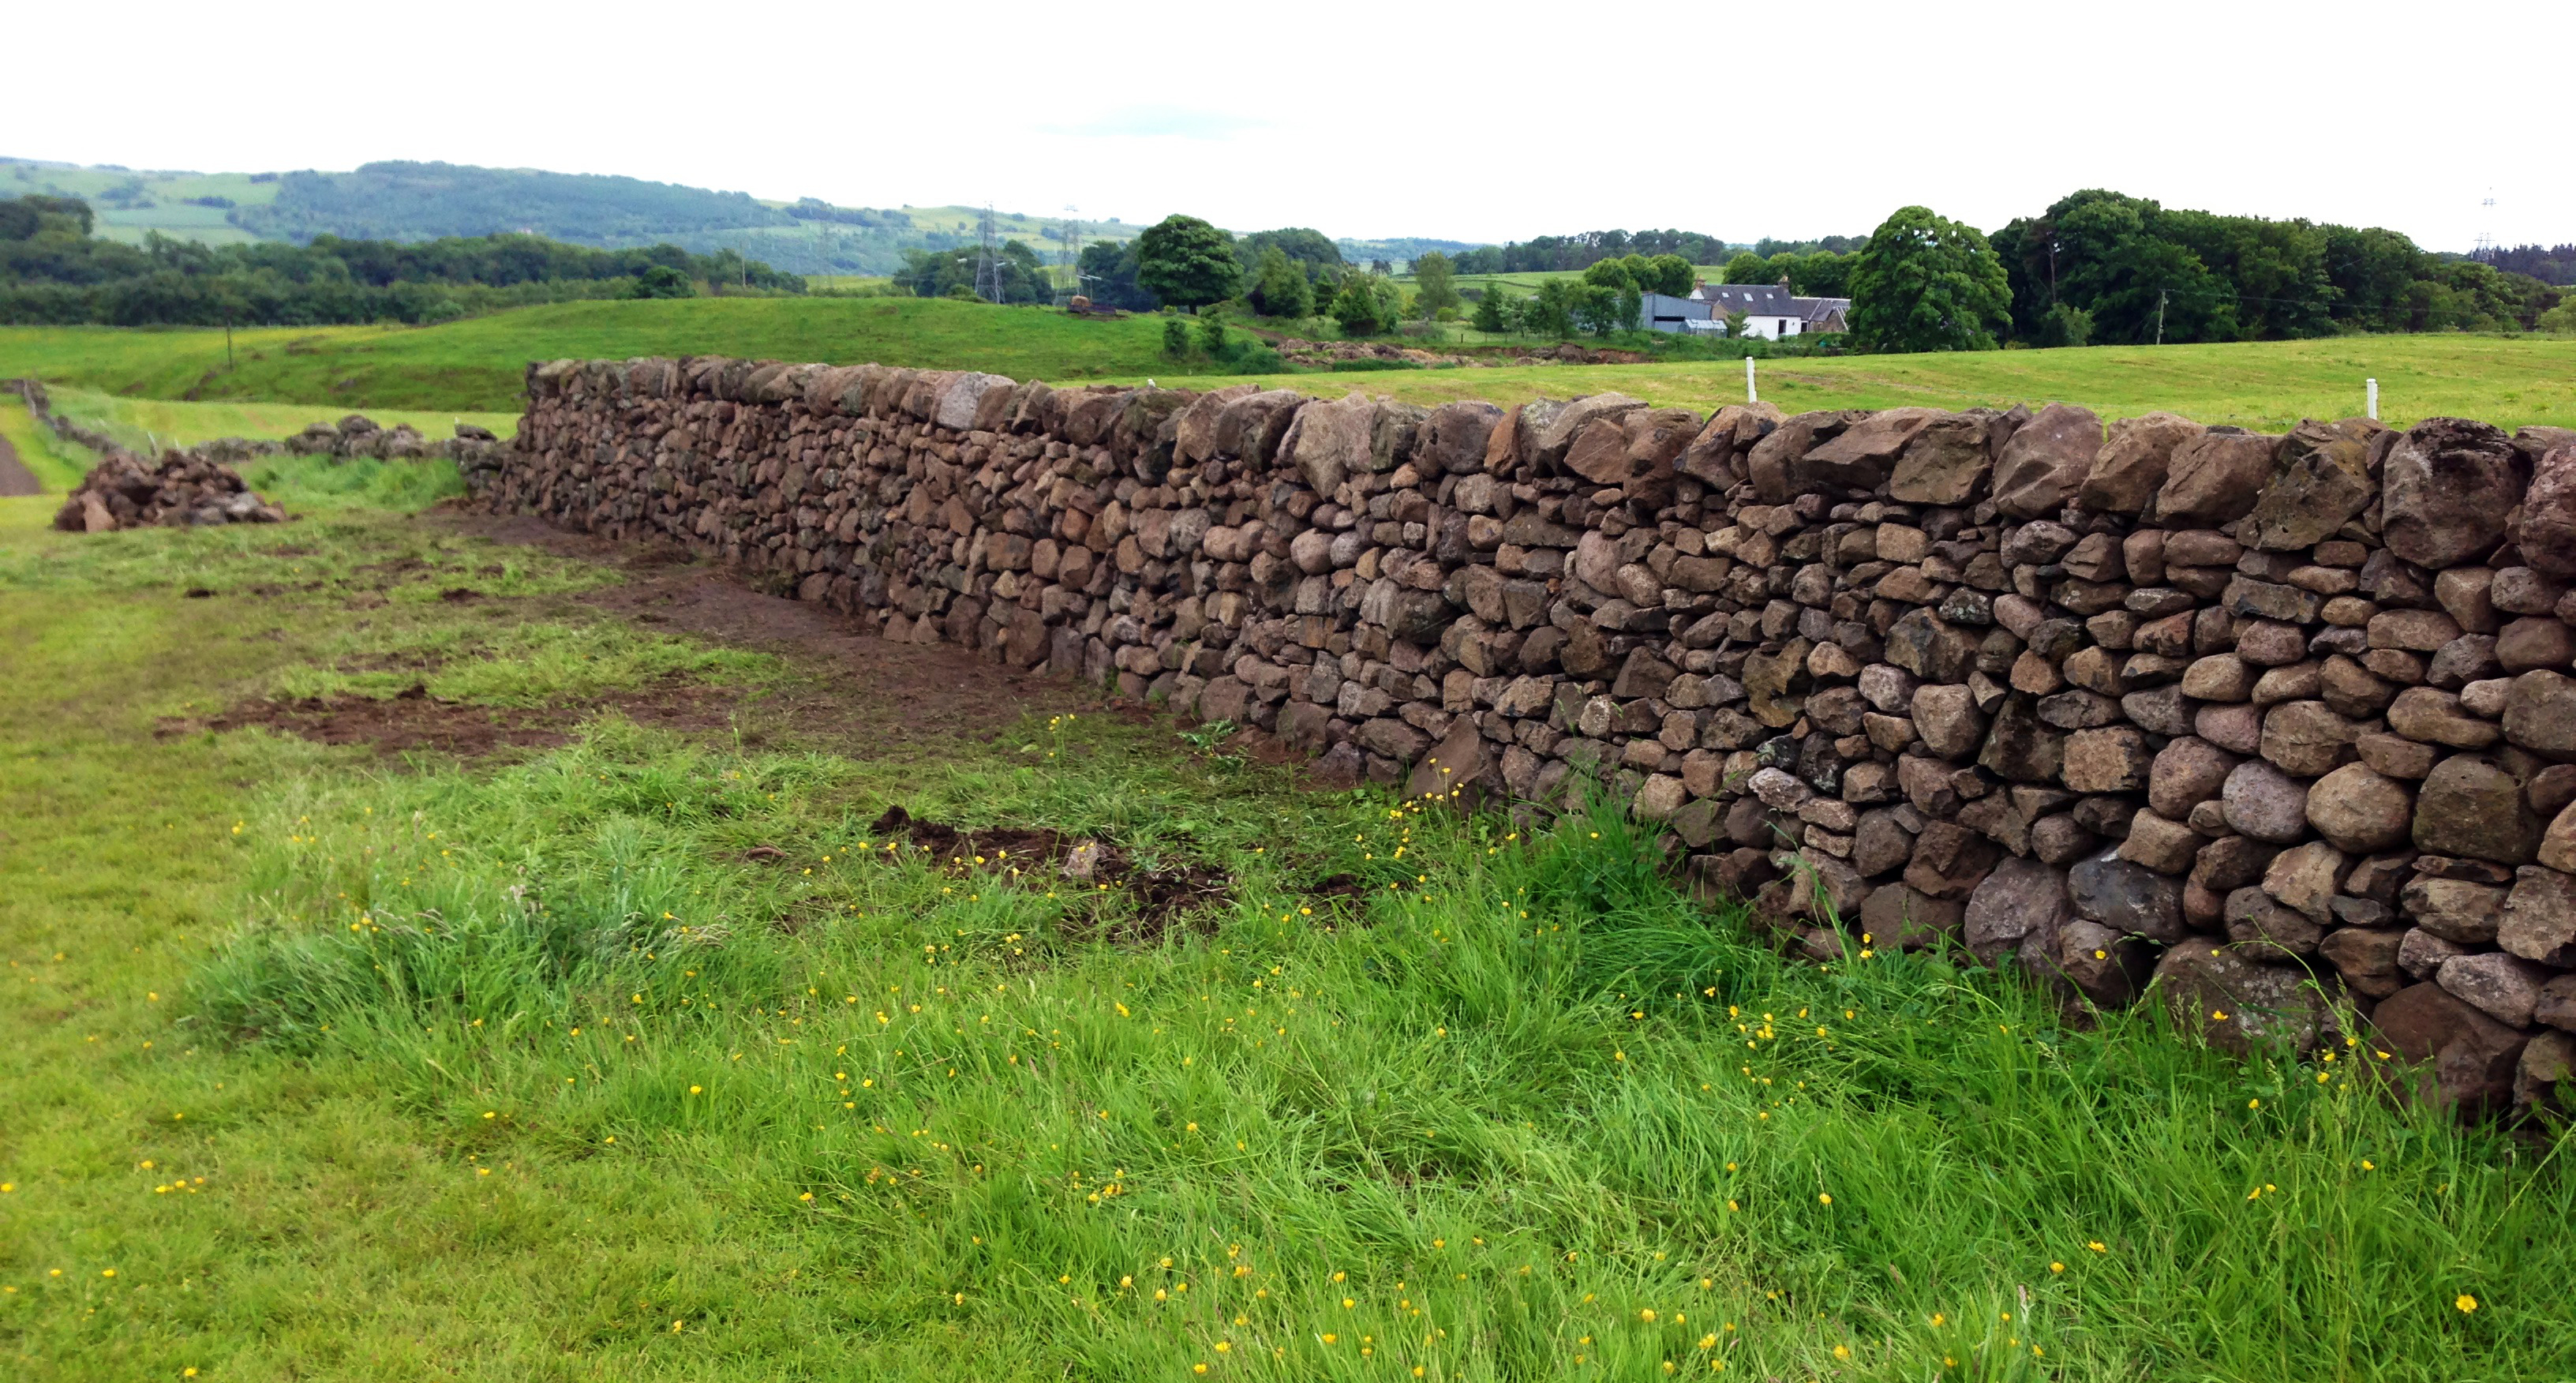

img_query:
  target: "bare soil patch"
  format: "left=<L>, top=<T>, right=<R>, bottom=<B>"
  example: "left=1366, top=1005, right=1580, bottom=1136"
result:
left=158, top=680, right=738, bottom=757
left=423, top=508, right=1112, bottom=754
left=867, top=804, right=1234, bottom=943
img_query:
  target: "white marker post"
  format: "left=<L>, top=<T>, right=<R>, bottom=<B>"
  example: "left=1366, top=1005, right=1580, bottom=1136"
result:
left=1746, top=356, right=1758, bottom=404
left=2366, top=378, right=2379, bottom=422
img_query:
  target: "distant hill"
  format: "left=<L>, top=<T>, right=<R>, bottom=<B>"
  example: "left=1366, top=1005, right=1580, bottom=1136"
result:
left=0, top=156, right=1148, bottom=276
left=1335, top=236, right=1489, bottom=269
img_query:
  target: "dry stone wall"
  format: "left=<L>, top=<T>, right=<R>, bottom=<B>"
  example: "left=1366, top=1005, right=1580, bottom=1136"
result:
left=487, top=354, right=2576, bottom=1119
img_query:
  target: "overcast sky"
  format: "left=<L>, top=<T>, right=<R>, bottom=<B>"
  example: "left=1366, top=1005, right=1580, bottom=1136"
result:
left=17, top=0, right=2565, bottom=253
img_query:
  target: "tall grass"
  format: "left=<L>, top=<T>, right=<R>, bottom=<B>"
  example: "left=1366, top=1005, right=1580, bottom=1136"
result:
left=182, top=716, right=2576, bottom=1381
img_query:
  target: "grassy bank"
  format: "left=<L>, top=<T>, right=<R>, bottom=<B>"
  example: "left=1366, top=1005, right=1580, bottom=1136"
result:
left=0, top=298, right=1175, bottom=414
left=2, top=475, right=2571, bottom=1379
left=40, top=388, right=519, bottom=456
left=1, top=395, right=95, bottom=491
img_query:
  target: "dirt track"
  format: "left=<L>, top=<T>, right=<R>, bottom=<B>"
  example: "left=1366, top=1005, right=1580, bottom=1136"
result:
left=0, top=432, right=40, bottom=497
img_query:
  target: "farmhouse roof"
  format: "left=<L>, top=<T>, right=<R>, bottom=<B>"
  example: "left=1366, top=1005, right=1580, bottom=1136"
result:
left=1793, top=295, right=1851, bottom=324
left=1692, top=282, right=1798, bottom=315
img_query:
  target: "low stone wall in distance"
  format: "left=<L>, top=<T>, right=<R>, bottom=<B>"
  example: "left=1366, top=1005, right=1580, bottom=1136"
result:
left=483, top=354, right=2576, bottom=1119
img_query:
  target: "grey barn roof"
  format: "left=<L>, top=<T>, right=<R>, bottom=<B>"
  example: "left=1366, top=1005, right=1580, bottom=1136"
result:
left=1694, top=283, right=1798, bottom=315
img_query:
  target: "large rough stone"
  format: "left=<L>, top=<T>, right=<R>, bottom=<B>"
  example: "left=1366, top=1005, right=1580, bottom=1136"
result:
left=1909, top=683, right=1986, bottom=759
left=2050, top=918, right=2157, bottom=1006
left=2514, top=444, right=2576, bottom=577
left=2226, top=883, right=2324, bottom=961
left=1990, top=403, right=2102, bottom=519
left=2149, top=736, right=2238, bottom=820
left=2080, top=411, right=2204, bottom=514
left=2318, top=926, right=2408, bottom=999
left=1885, top=609, right=1979, bottom=684
left=2496, top=617, right=2576, bottom=673
left=2260, top=701, right=2361, bottom=778
left=2440, top=949, right=2551, bottom=1027
left=1858, top=883, right=1965, bottom=951
left=1886, top=413, right=1998, bottom=506
left=2402, top=876, right=2507, bottom=945
left=2503, top=670, right=2576, bottom=761
left=2385, top=687, right=2501, bottom=750
left=2414, top=754, right=2542, bottom=865
left=2499, top=864, right=2576, bottom=966
left=2222, top=759, right=2311, bottom=844
left=1904, top=820, right=2002, bottom=901
left=1566, top=416, right=1660, bottom=491
left=2382, top=418, right=2526, bottom=568
left=2372, top=981, right=2529, bottom=1117
left=2261, top=840, right=2348, bottom=923
left=2153, top=940, right=2337, bottom=1055
left=2155, top=430, right=2278, bottom=526
left=1979, top=695, right=2066, bottom=784
left=2069, top=850, right=2188, bottom=941
left=2544, top=800, right=2576, bottom=874
left=2192, top=834, right=2282, bottom=894
left=2520, top=1030, right=2576, bottom=1111
left=1797, top=407, right=1939, bottom=493
left=2241, top=418, right=2383, bottom=551
left=2304, top=763, right=2414, bottom=853
left=1531, top=393, right=1647, bottom=470
left=2120, top=808, right=2202, bottom=875
left=1416, top=400, right=1504, bottom=476
left=1288, top=391, right=1378, bottom=495
left=1964, top=855, right=2072, bottom=966
left=1406, top=721, right=1491, bottom=805
left=2061, top=726, right=2155, bottom=793
left=1745, top=410, right=1863, bottom=500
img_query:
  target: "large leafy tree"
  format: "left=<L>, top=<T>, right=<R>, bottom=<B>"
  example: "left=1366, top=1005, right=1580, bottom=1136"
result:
left=1133, top=215, right=1241, bottom=312
left=1410, top=250, right=1461, bottom=319
left=1525, top=279, right=1575, bottom=338
left=1248, top=246, right=1313, bottom=319
left=1641, top=253, right=1696, bottom=296
left=1846, top=205, right=2012, bottom=353
left=1329, top=273, right=1387, bottom=335
left=1236, top=227, right=1342, bottom=274
left=1720, top=250, right=1773, bottom=284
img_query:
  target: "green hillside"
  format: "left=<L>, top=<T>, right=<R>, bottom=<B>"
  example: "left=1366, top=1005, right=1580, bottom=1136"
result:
left=0, top=297, right=1178, bottom=413
left=3, top=157, right=1147, bottom=275
left=2, top=158, right=279, bottom=247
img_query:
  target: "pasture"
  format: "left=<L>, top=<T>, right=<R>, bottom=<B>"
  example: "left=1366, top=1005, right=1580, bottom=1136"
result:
left=2, top=468, right=2570, bottom=1381
left=0, top=298, right=1178, bottom=415
left=6, top=299, right=2571, bottom=433
left=1159, top=333, right=2576, bottom=433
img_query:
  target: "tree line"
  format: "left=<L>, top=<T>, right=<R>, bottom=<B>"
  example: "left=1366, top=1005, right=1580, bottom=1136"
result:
left=1844, top=190, right=2572, bottom=354
left=1450, top=229, right=1732, bottom=274
left=0, top=195, right=803, bottom=327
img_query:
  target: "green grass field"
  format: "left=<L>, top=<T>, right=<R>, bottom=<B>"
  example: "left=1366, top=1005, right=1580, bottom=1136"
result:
left=1, top=395, right=95, bottom=492
left=6, top=300, right=2571, bottom=432
left=0, top=298, right=1178, bottom=414
left=43, top=388, right=517, bottom=455
left=2, top=470, right=2574, bottom=1380
left=1155, top=334, right=2576, bottom=433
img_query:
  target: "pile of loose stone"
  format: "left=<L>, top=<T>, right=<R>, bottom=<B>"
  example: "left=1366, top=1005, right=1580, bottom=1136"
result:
left=489, top=354, right=2576, bottom=1119
left=54, top=448, right=286, bottom=530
